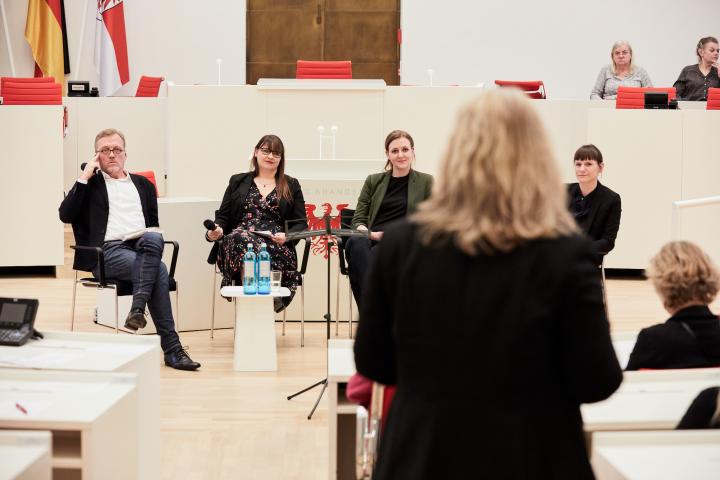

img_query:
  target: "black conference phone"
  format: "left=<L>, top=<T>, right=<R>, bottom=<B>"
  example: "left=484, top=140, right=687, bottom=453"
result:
left=0, top=298, right=40, bottom=346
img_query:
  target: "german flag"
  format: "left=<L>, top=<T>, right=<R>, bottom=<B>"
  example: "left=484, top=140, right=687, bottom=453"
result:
left=25, top=0, right=70, bottom=92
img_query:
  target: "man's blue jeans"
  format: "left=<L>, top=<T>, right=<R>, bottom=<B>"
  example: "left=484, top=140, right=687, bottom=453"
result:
left=95, top=232, right=181, bottom=353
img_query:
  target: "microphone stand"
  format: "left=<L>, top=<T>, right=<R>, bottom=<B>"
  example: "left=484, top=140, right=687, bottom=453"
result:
left=286, top=215, right=366, bottom=419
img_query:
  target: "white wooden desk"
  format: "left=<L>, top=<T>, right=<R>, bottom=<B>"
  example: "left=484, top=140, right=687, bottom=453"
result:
left=0, top=106, right=64, bottom=268
left=0, top=331, right=160, bottom=480
left=591, top=430, right=720, bottom=480
left=328, top=339, right=357, bottom=480
left=0, top=369, right=137, bottom=480
left=582, top=368, right=720, bottom=450
left=0, top=430, right=52, bottom=480
left=220, top=286, right=290, bottom=371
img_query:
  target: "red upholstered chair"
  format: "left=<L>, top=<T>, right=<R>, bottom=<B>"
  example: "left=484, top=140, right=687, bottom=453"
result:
left=135, top=76, right=164, bottom=97
left=616, top=86, right=676, bottom=109
left=132, top=170, right=159, bottom=196
left=707, top=88, right=720, bottom=110
left=1, top=76, right=55, bottom=97
left=494, top=80, right=546, bottom=99
left=296, top=60, right=352, bottom=79
left=1, top=79, right=62, bottom=105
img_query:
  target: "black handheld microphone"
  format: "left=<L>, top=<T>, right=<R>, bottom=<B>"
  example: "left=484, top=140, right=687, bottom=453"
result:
left=203, top=219, right=217, bottom=231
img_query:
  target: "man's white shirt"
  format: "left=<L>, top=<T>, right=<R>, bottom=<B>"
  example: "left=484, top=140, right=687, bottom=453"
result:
left=78, top=171, right=145, bottom=241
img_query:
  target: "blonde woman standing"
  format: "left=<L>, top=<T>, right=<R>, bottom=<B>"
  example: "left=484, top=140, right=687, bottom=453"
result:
left=353, top=90, right=622, bottom=480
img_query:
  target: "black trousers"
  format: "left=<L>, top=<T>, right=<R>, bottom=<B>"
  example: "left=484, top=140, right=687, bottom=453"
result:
left=345, top=236, right=379, bottom=309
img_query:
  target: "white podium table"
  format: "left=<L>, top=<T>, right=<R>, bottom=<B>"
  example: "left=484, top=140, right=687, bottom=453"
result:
left=591, top=430, right=720, bottom=480
left=581, top=368, right=720, bottom=450
left=0, top=430, right=52, bottom=480
left=0, top=369, right=137, bottom=480
left=220, top=286, right=290, bottom=371
left=0, top=331, right=161, bottom=480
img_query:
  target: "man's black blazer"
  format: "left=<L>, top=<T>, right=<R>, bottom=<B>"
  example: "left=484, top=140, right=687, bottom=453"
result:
left=206, top=172, right=308, bottom=264
left=567, top=182, right=621, bottom=255
left=59, top=172, right=159, bottom=271
left=626, top=305, right=720, bottom=370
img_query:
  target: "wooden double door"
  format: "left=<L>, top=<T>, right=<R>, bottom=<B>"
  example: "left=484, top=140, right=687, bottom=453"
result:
left=247, top=0, right=400, bottom=85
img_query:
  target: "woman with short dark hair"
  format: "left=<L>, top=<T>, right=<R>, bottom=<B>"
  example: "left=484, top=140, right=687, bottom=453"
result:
left=567, top=144, right=621, bottom=258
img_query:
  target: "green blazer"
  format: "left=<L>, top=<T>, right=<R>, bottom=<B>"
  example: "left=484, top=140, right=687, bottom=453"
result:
left=351, top=170, right=434, bottom=230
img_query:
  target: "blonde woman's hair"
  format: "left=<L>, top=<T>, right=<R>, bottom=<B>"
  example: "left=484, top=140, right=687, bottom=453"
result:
left=610, top=40, right=635, bottom=74
left=647, top=241, right=720, bottom=311
left=413, top=89, right=578, bottom=255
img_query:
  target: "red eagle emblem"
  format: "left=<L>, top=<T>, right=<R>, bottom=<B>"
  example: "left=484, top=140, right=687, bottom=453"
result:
left=305, top=202, right=349, bottom=258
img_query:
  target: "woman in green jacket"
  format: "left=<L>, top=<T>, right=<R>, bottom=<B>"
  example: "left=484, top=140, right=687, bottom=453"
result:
left=347, top=130, right=434, bottom=307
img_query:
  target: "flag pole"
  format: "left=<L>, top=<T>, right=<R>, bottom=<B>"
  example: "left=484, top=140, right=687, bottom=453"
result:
left=0, top=0, right=16, bottom=76
left=73, top=0, right=91, bottom=79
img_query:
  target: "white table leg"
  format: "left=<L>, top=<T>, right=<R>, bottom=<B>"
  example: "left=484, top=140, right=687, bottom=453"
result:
left=233, top=296, right=277, bottom=371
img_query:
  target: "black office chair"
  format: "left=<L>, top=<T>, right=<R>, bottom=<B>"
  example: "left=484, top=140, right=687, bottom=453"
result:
left=336, top=208, right=355, bottom=338
left=70, top=241, right=179, bottom=333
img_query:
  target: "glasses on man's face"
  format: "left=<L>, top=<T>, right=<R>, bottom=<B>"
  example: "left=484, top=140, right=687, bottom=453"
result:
left=259, top=147, right=281, bottom=158
left=97, top=147, right=125, bottom=156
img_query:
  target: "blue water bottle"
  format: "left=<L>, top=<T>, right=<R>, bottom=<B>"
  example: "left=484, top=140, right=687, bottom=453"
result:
left=257, top=243, right=271, bottom=295
left=243, top=243, right=257, bottom=295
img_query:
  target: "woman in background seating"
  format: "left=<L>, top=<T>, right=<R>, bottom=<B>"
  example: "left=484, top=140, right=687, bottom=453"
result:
left=673, top=36, right=720, bottom=101
left=567, top=144, right=621, bottom=259
left=626, top=241, right=720, bottom=370
left=590, top=40, right=653, bottom=99
left=346, top=130, right=433, bottom=308
left=205, top=134, right=307, bottom=311
left=354, top=90, right=622, bottom=480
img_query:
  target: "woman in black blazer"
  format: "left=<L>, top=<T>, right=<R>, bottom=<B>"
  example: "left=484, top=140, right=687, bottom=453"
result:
left=205, top=134, right=308, bottom=310
left=354, top=90, right=622, bottom=480
left=567, top=144, right=621, bottom=259
left=626, top=241, right=720, bottom=370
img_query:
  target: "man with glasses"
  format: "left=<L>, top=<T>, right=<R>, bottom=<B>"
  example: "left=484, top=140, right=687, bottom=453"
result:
left=59, top=128, right=200, bottom=371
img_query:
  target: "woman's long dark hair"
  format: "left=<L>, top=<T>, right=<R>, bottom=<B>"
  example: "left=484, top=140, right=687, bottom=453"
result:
left=250, top=134, right=293, bottom=203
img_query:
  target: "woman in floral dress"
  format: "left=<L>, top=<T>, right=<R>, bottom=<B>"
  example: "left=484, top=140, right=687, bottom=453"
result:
left=206, top=135, right=308, bottom=311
